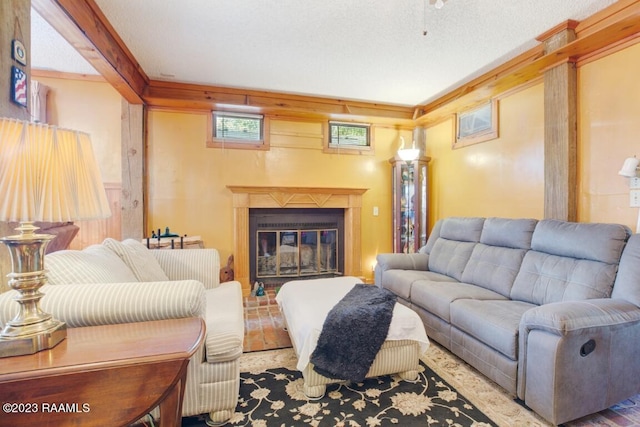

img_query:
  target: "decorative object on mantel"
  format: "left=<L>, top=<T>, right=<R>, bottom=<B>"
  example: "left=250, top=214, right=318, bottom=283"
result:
left=0, top=118, right=111, bottom=358
left=143, top=233, right=204, bottom=250
left=252, top=281, right=266, bottom=297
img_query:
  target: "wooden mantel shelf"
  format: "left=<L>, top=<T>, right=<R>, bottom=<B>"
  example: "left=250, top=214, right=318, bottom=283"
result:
left=227, top=186, right=368, bottom=295
left=227, top=186, right=368, bottom=195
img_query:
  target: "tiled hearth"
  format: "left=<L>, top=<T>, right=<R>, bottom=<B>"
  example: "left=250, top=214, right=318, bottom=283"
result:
left=243, top=288, right=292, bottom=352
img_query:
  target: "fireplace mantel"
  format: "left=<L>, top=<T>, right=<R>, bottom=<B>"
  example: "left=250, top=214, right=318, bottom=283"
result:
left=227, top=186, right=368, bottom=295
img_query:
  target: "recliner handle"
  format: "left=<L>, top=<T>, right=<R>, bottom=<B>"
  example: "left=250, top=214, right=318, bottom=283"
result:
left=580, top=339, right=596, bottom=357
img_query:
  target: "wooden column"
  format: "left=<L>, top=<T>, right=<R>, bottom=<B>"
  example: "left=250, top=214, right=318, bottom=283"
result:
left=539, top=21, right=578, bottom=221
left=120, top=100, right=146, bottom=239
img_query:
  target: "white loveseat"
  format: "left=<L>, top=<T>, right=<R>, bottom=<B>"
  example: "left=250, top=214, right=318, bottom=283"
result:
left=0, top=238, right=244, bottom=425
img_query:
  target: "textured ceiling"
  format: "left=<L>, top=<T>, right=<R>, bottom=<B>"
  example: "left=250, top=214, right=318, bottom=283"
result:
left=31, top=0, right=618, bottom=107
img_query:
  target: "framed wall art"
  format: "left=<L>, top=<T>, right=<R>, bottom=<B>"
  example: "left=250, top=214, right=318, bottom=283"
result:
left=12, top=39, right=27, bottom=66
left=11, top=66, right=28, bottom=107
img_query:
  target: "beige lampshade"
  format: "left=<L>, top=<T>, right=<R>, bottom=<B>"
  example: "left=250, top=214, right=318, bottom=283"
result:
left=0, top=118, right=111, bottom=223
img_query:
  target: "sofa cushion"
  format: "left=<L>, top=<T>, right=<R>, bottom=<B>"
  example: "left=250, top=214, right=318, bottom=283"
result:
left=46, top=244, right=139, bottom=285
left=204, top=281, right=245, bottom=363
left=381, top=269, right=457, bottom=301
left=411, top=280, right=507, bottom=323
left=510, top=220, right=630, bottom=305
left=461, top=244, right=528, bottom=297
left=612, top=234, right=640, bottom=307
left=428, top=217, right=484, bottom=281
left=420, top=219, right=444, bottom=254
left=450, top=299, right=535, bottom=360
left=511, top=251, right=619, bottom=305
left=480, top=217, right=537, bottom=249
left=530, top=219, right=629, bottom=264
left=428, top=240, right=477, bottom=282
left=103, top=238, right=170, bottom=282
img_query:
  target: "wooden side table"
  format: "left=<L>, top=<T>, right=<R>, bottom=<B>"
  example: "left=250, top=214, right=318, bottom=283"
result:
left=0, top=317, right=205, bottom=427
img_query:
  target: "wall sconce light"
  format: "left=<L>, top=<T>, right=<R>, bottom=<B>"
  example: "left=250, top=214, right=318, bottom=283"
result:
left=619, top=156, right=640, bottom=177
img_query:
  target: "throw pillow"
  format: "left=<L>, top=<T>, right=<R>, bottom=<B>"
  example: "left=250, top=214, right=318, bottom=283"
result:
left=103, top=238, right=170, bottom=282
left=46, top=244, right=139, bottom=285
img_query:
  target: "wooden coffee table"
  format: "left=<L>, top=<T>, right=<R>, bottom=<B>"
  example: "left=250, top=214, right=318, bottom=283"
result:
left=0, top=317, right=204, bottom=427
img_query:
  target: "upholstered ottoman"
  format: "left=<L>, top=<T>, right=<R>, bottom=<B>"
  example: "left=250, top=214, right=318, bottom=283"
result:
left=275, top=276, right=430, bottom=398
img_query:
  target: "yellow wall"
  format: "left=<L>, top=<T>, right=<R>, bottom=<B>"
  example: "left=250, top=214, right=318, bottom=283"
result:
left=579, top=43, right=640, bottom=231
left=147, top=111, right=407, bottom=279
left=34, top=76, right=122, bottom=183
left=425, top=83, right=546, bottom=226
left=38, top=40, right=640, bottom=278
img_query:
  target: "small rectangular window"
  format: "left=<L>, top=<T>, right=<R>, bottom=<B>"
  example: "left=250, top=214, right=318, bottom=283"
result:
left=329, top=122, right=370, bottom=148
left=214, top=112, right=263, bottom=141
left=207, top=112, right=270, bottom=150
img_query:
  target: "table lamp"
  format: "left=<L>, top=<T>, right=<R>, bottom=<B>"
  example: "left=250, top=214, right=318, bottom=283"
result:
left=0, top=118, right=111, bottom=357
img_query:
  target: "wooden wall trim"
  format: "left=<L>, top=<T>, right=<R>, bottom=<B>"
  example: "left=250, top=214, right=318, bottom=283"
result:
left=543, top=26, right=578, bottom=222
left=415, top=2, right=640, bottom=126
left=32, top=0, right=147, bottom=104
left=120, top=100, right=145, bottom=239
left=143, top=80, right=415, bottom=125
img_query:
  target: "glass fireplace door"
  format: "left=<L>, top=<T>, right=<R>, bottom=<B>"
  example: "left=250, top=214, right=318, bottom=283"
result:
left=256, top=229, right=338, bottom=279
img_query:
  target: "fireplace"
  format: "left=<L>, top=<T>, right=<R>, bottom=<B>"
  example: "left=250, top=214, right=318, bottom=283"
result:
left=227, top=186, right=367, bottom=296
left=249, top=208, right=344, bottom=285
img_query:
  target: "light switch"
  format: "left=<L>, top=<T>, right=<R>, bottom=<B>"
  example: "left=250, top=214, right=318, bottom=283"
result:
left=373, top=206, right=379, bottom=216
left=631, top=190, right=640, bottom=207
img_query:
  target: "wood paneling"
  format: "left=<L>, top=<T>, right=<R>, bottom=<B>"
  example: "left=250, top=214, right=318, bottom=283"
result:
left=32, top=0, right=147, bottom=104
left=543, top=26, right=578, bottom=221
left=69, top=183, right=121, bottom=250
left=120, top=100, right=145, bottom=239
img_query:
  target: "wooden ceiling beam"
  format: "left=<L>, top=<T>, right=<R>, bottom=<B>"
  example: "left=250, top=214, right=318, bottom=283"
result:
left=414, top=0, right=640, bottom=126
left=143, top=80, right=416, bottom=125
left=32, top=0, right=148, bottom=104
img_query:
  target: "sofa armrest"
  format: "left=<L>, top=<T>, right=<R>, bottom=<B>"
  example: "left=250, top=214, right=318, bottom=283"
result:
left=520, top=298, right=640, bottom=335
left=152, top=249, right=220, bottom=289
left=375, top=253, right=429, bottom=288
left=376, top=253, right=429, bottom=272
left=203, top=280, right=245, bottom=363
left=0, top=280, right=206, bottom=328
left=518, top=299, right=640, bottom=424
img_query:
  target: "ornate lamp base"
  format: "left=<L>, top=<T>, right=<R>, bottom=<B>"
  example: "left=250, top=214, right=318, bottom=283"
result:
left=0, top=323, right=66, bottom=358
left=0, top=222, right=67, bottom=358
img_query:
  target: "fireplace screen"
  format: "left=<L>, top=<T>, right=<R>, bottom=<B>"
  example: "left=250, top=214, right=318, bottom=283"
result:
left=256, top=229, right=338, bottom=278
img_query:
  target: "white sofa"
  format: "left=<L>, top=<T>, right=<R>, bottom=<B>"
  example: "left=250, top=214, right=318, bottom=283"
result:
left=0, top=238, right=244, bottom=425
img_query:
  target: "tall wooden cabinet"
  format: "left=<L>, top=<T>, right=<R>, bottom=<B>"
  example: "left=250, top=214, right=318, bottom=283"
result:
left=390, top=155, right=431, bottom=253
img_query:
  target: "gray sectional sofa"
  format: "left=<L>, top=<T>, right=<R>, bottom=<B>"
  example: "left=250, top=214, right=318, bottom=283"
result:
left=375, top=217, right=640, bottom=425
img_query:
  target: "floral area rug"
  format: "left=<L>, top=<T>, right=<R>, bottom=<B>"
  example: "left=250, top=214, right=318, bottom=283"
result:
left=184, top=356, right=496, bottom=427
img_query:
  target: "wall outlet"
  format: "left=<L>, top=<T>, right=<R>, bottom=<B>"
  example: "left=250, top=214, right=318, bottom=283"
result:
left=631, top=177, right=640, bottom=189
left=631, top=190, right=640, bottom=207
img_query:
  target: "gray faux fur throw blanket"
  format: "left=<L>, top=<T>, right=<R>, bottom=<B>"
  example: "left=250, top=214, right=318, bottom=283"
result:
left=310, top=283, right=397, bottom=382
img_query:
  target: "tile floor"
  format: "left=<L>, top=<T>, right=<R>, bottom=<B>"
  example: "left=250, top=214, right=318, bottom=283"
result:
left=243, top=288, right=292, bottom=352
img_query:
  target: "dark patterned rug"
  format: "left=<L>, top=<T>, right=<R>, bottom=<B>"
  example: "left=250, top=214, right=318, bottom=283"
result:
left=182, top=361, right=496, bottom=426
